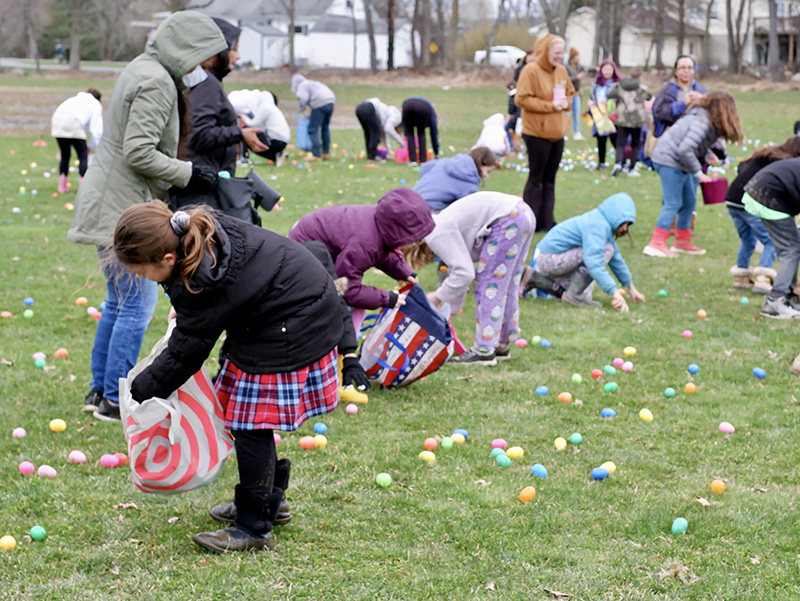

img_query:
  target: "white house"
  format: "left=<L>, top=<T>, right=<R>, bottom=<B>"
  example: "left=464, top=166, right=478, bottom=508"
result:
left=194, top=0, right=414, bottom=69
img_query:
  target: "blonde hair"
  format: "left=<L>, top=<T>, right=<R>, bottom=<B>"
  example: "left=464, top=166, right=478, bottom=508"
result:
left=113, top=202, right=218, bottom=294
left=693, top=91, right=744, bottom=144
left=401, top=241, right=437, bottom=272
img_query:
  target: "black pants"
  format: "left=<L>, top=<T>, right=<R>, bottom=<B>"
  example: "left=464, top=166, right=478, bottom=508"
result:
left=56, top=137, right=88, bottom=176
left=595, top=133, right=617, bottom=165
left=402, top=98, right=432, bottom=164
left=522, top=134, right=564, bottom=233
left=233, top=429, right=276, bottom=490
left=253, top=139, right=287, bottom=163
left=356, top=102, right=382, bottom=160
left=614, top=126, right=642, bottom=170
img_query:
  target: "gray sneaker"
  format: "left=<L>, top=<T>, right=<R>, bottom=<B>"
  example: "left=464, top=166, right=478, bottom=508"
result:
left=760, top=296, right=800, bottom=320
left=449, top=348, right=497, bottom=366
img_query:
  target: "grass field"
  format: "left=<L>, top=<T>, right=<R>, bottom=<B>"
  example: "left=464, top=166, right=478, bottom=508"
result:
left=1, top=77, right=800, bottom=600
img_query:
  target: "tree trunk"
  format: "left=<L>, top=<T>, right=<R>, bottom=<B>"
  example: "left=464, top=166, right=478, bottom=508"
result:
left=420, top=0, right=431, bottom=68
left=411, top=0, right=420, bottom=69
left=768, top=0, right=785, bottom=80
left=387, top=0, right=395, bottom=70
left=448, top=0, right=459, bottom=68
left=538, top=0, right=557, bottom=33
left=592, top=0, right=604, bottom=65
left=289, top=0, right=296, bottom=70
left=22, top=0, right=41, bottom=74
left=363, top=0, right=378, bottom=73
left=556, top=0, right=573, bottom=38
left=351, top=1, right=358, bottom=70
left=435, top=0, right=446, bottom=67
left=481, top=0, right=506, bottom=67
left=677, top=0, right=686, bottom=55
left=654, top=0, right=665, bottom=70
left=702, top=0, right=714, bottom=67
left=69, top=12, right=81, bottom=71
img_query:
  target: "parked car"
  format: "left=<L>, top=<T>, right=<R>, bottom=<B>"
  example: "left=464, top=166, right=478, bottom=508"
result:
left=474, top=45, right=526, bottom=68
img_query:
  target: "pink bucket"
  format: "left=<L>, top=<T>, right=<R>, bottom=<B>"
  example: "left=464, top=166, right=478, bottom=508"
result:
left=394, top=148, right=409, bottom=163
left=700, top=178, right=728, bottom=205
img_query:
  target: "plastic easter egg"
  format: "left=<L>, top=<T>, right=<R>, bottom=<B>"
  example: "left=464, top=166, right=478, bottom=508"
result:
left=19, top=461, right=35, bottom=475
left=99, top=301, right=106, bottom=312
left=612, top=358, right=624, bottom=368
left=623, top=346, right=636, bottom=357
left=530, top=463, right=548, bottom=478
left=600, top=461, right=616, bottom=474
left=34, top=358, right=46, bottom=369
left=711, top=479, right=725, bottom=493
left=591, top=467, right=610, bottom=481
left=557, top=392, right=573, bottom=403
left=600, top=408, right=616, bottom=418
left=591, top=369, right=603, bottom=379
left=32, top=351, right=46, bottom=360
left=12, top=427, right=26, bottom=438
left=571, top=373, right=582, bottom=384
left=490, top=447, right=506, bottom=458
left=568, top=432, right=582, bottom=445
left=274, top=433, right=282, bottom=445
left=23, top=309, right=33, bottom=319
left=621, top=361, right=633, bottom=372
left=419, top=450, right=436, bottom=463
left=752, top=367, right=766, bottom=379
left=554, top=437, right=567, bottom=451
left=87, top=306, right=98, bottom=316
left=22, top=297, right=34, bottom=306
left=54, top=348, right=68, bottom=358
left=68, top=450, right=87, bottom=464
left=671, top=517, right=688, bottom=534
left=540, top=338, right=551, bottom=349
left=658, top=290, right=668, bottom=298
left=491, top=438, right=508, bottom=450
left=75, top=296, right=88, bottom=306
left=424, top=437, right=438, bottom=451
left=376, top=473, right=392, bottom=487
left=515, top=338, right=528, bottom=348
left=518, top=486, right=536, bottom=503
left=450, top=433, right=465, bottom=445
left=0, top=311, right=11, bottom=318
left=664, top=387, right=676, bottom=398
left=37, top=465, right=57, bottom=478
left=313, top=422, right=328, bottom=435
left=345, top=403, right=358, bottom=415
left=100, top=454, right=119, bottom=468
left=535, top=385, right=549, bottom=396
left=113, top=452, right=128, bottom=466
left=682, top=330, right=693, bottom=339
left=49, top=419, right=66, bottom=432
left=0, top=536, right=17, bottom=551
left=440, top=436, right=453, bottom=449
left=29, top=525, right=46, bottom=541
left=298, top=436, right=316, bottom=449
left=603, top=382, right=618, bottom=393
left=740, top=297, right=749, bottom=306
left=719, top=421, right=735, bottom=434
left=506, top=446, right=524, bottom=460
left=495, top=454, right=512, bottom=468
left=639, top=408, right=654, bottom=422
left=688, top=363, right=700, bottom=374
left=531, top=336, right=541, bottom=345
left=452, top=428, right=469, bottom=439
left=685, top=382, right=696, bottom=394
left=314, top=434, right=328, bottom=448
left=697, top=309, right=707, bottom=319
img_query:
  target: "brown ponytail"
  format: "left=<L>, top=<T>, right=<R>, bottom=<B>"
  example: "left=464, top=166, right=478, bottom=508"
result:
left=113, top=202, right=218, bottom=294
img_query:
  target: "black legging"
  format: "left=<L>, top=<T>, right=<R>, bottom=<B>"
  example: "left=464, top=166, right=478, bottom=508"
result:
left=614, top=126, right=642, bottom=170
left=253, top=139, right=287, bottom=163
left=595, top=133, right=617, bottom=165
left=233, top=428, right=276, bottom=490
left=355, top=102, right=382, bottom=160
left=522, top=134, right=564, bottom=233
left=56, top=137, right=88, bottom=176
left=402, top=98, right=432, bottom=163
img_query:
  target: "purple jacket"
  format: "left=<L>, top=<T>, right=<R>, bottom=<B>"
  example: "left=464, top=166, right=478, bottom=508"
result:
left=288, top=188, right=434, bottom=309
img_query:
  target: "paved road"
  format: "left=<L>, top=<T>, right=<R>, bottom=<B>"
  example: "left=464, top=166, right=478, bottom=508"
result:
left=0, top=58, right=125, bottom=74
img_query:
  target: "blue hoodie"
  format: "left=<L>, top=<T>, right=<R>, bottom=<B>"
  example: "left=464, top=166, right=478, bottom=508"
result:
left=537, top=193, right=636, bottom=295
left=413, top=154, right=481, bottom=212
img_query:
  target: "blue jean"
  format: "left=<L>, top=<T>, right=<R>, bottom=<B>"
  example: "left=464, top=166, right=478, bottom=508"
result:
left=89, top=249, right=159, bottom=403
left=653, top=162, right=698, bottom=230
left=571, top=95, right=581, bottom=134
left=727, top=207, right=776, bottom=268
left=308, top=103, right=334, bottom=157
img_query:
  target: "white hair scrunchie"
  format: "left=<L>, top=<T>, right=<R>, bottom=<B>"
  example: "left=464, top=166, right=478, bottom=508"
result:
left=170, top=211, right=190, bottom=237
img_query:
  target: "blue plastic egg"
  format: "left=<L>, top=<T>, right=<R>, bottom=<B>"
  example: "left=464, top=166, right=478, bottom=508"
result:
left=452, top=428, right=469, bottom=439
left=688, top=363, right=700, bottom=374
left=399, top=179, right=406, bottom=184
left=22, top=297, right=34, bottom=306
left=313, top=422, right=328, bottom=435
left=535, top=385, right=549, bottom=396
left=540, top=338, right=551, bottom=348
left=752, top=367, right=766, bottom=379
left=530, top=463, right=548, bottom=478
left=600, top=408, right=616, bottom=418
left=591, top=467, right=610, bottom=480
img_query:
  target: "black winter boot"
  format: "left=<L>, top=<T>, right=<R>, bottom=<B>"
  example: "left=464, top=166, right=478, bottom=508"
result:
left=208, top=459, right=293, bottom=526
left=522, top=269, right=565, bottom=298
left=193, top=485, right=282, bottom=553
left=561, top=270, right=602, bottom=307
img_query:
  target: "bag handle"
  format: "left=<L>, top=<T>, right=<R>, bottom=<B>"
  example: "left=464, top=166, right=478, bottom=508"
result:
left=375, top=332, right=411, bottom=375
left=360, top=313, right=380, bottom=334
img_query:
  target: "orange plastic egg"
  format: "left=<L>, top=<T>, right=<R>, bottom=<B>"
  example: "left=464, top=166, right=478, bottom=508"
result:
left=519, top=486, right=536, bottom=503
left=423, top=437, right=438, bottom=451
left=711, top=479, right=725, bottom=493
left=557, top=392, right=573, bottom=403
left=685, top=382, right=696, bottom=394
left=299, top=436, right=316, bottom=449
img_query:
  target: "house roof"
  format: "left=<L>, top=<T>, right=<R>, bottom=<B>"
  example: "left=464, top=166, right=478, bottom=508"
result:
left=311, top=12, right=389, bottom=34
left=192, top=0, right=336, bottom=20
left=242, top=22, right=287, bottom=36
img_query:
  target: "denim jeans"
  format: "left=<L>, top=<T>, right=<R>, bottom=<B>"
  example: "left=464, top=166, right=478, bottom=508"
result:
left=727, top=207, right=776, bottom=268
left=571, top=95, right=581, bottom=134
left=308, top=103, right=334, bottom=157
left=89, top=248, right=159, bottom=403
left=653, top=162, right=698, bottom=230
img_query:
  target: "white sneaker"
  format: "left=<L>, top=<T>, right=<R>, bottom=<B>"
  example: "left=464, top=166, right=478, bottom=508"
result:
left=627, top=170, right=641, bottom=177
left=573, top=132, right=585, bottom=140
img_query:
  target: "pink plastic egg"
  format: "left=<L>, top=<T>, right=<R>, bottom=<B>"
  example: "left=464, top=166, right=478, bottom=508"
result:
left=622, top=361, right=633, bottom=372
left=32, top=351, right=46, bottom=360
left=612, top=358, right=623, bottom=368
left=491, top=438, right=508, bottom=450
left=68, top=450, right=87, bottom=464
left=99, top=454, right=119, bottom=468
left=515, top=339, right=528, bottom=348
left=19, top=461, right=35, bottom=475
left=12, top=427, right=26, bottom=439
left=273, top=433, right=282, bottom=445
left=718, top=421, right=735, bottom=434
left=37, top=465, right=57, bottom=478
left=682, top=330, right=693, bottom=339
left=345, top=403, right=358, bottom=414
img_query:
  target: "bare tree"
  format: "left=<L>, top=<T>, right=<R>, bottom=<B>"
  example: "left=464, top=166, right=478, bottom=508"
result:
left=480, top=0, right=506, bottom=68
left=726, top=0, right=751, bottom=73
left=448, top=0, right=459, bottom=68
left=363, top=0, right=378, bottom=72
left=386, top=0, right=396, bottom=69
left=767, top=0, right=784, bottom=80
left=676, top=0, right=685, bottom=54
left=349, top=0, right=358, bottom=69
left=277, top=0, right=297, bottom=70
left=21, top=0, right=42, bottom=73
left=654, top=0, right=665, bottom=69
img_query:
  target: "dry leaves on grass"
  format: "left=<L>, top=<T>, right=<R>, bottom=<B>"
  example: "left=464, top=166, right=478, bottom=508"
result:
left=657, top=561, right=698, bottom=584
left=113, top=502, right=139, bottom=510
left=543, top=587, right=573, bottom=599
left=473, top=479, right=492, bottom=487
left=750, top=556, right=761, bottom=564
left=695, top=496, right=711, bottom=507
left=485, top=582, right=496, bottom=591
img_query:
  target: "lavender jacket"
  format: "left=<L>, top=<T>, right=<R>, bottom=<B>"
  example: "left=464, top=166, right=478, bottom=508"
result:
left=288, top=188, right=434, bottom=310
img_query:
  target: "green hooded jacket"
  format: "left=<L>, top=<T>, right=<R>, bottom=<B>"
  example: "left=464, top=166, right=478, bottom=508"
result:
left=68, top=11, right=227, bottom=247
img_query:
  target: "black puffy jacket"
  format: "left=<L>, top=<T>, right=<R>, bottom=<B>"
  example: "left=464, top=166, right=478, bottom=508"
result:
left=131, top=213, right=343, bottom=402
left=744, top=157, right=800, bottom=217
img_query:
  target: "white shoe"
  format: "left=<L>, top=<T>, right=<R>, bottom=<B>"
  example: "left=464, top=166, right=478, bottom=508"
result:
left=573, top=132, right=585, bottom=140
left=627, top=170, right=641, bottom=177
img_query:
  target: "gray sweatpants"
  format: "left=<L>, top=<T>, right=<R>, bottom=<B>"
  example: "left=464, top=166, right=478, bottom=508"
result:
left=761, top=217, right=800, bottom=300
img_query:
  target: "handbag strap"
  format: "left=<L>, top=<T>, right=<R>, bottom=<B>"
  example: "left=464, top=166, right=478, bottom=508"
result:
left=360, top=313, right=380, bottom=334
left=375, top=332, right=411, bottom=374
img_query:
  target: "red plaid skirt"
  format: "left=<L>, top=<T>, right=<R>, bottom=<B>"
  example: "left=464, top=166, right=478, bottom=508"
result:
left=214, top=350, right=339, bottom=431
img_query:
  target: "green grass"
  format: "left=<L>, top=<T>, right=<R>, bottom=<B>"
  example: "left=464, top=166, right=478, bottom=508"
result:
left=1, top=81, right=799, bottom=600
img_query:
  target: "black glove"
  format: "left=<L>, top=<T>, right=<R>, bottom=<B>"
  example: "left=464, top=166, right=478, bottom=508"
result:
left=341, top=356, right=370, bottom=391
left=186, top=165, right=218, bottom=193
left=130, top=377, right=145, bottom=404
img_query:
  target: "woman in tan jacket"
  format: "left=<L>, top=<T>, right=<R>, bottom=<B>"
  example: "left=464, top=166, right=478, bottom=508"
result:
left=515, top=34, right=575, bottom=232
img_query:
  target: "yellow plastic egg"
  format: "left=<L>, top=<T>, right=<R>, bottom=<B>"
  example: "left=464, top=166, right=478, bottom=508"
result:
left=314, top=434, right=327, bottom=448
left=418, top=450, right=436, bottom=463
left=450, top=433, right=465, bottom=444
left=639, top=408, right=653, bottom=422
left=600, top=461, right=617, bottom=474
left=554, top=436, right=567, bottom=451
left=623, top=346, right=636, bottom=357
left=49, top=418, right=67, bottom=432
left=506, top=446, right=524, bottom=460
left=0, top=535, right=16, bottom=551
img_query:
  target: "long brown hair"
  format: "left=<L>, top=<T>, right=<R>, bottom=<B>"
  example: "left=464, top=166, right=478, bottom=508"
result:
left=470, top=147, right=496, bottom=173
left=692, top=91, right=744, bottom=143
left=745, top=136, right=800, bottom=163
left=400, top=241, right=437, bottom=273
left=113, top=202, right=218, bottom=294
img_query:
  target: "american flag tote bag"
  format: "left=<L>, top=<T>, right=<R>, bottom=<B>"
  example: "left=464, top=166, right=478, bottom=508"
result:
left=359, top=284, right=453, bottom=387
left=119, top=322, right=235, bottom=494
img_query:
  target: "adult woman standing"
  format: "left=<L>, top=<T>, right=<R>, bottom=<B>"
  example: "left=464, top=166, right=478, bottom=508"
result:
left=651, top=55, right=707, bottom=138
left=515, top=34, right=575, bottom=233
left=565, top=48, right=585, bottom=140
left=68, top=11, right=227, bottom=421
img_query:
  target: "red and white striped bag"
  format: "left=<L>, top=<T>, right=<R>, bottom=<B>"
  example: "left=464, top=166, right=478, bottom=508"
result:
left=119, top=322, right=234, bottom=494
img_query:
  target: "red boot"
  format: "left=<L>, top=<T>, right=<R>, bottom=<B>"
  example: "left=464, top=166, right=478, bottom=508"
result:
left=642, top=227, right=677, bottom=258
left=670, top=229, right=706, bottom=255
